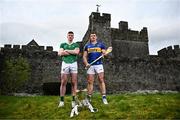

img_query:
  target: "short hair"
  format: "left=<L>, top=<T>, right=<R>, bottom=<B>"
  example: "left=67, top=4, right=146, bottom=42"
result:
left=90, top=31, right=97, bottom=35
left=68, top=31, right=74, bottom=34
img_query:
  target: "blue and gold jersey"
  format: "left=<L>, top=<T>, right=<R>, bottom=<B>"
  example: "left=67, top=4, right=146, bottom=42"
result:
left=84, top=41, right=106, bottom=65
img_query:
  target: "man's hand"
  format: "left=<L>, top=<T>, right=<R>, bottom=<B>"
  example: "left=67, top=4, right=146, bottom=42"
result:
left=85, top=63, right=90, bottom=69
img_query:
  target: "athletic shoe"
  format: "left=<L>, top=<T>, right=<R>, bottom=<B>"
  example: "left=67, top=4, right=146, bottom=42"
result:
left=102, top=98, right=108, bottom=104
left=71, top=101, right=76, bottom=108
left=102, top=95, right=108, bottom=104
left=58, top=101, right=64, bottom=107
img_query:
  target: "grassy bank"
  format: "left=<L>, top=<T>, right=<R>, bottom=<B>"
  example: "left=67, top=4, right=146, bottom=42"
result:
left=0, top=93, right=179, bottom=119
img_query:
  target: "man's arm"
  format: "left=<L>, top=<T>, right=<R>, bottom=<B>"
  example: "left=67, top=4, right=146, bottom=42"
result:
left=58, top=48, right=70, bottom=56
left=65, top=48, right=80, bottom=55
left=83, top=51, right=89, bottom=67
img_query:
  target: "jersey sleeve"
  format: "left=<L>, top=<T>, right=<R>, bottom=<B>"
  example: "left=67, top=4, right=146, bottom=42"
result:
left=84, top=44, right=88, bottom=51
left=74, top=43, right=80, bottom=48
left=60, top=43, right=64, bottom=49
left=101, top=42, right=106, bottom=50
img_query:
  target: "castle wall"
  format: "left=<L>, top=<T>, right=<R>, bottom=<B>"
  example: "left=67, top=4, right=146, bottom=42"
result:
left=23, top=54, right=60, bottom=93
left=0, top=51, right=4, bottom=85
left=77, top=57, right=180, bottom=93
left=0, top=44, right=60, bottom=93
left=105, top=57, right=180, bottom=93
left=112, top=40, right=149, bottom=58
left=1, top=42, right=180, bottom=94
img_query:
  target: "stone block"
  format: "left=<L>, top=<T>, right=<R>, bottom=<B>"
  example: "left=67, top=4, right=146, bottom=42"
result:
left=167, top=46, right=175, bottom=57
left=4, top=44, right=12, bottom=49
left=39, top=46, right=44, bottom=51
left=13, top=45, right=20, bottom=49
left=158, top=48, right=167, bottom=57
left=119, top=21, right=128, bottom=31
left=46, top=46, right=53, bottom=51
left=22, top=45, right=27, bottom=50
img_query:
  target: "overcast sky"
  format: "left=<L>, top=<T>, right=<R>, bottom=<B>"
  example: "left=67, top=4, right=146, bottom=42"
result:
left=0, top=0, right=180, bottom=55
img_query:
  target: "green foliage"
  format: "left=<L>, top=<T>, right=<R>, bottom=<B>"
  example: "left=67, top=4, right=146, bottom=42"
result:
left=0, top=57, right=31, bottom=94
left=0, top=93, right=179, bottom=119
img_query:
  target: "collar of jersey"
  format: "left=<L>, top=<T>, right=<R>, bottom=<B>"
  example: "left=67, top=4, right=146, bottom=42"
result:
left=67, top=42, right=74, bottom=45
left=90, top=41, right=98, bottom=45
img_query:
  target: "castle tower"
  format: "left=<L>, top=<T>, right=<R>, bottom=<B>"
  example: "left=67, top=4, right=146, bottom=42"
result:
left=82, top=12, right=112, bottom=47
left=112, top=21, right=149, bottom=58
left=82, top=12, right=149, bottom=58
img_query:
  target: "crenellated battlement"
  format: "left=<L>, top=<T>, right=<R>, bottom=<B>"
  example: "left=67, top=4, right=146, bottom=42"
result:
left=3, top=41, right=53, bottom=51
left=1, top=40, right=57, bottom=58
left=111, top=21, right=148, bottom=42
left=88, top=12, right=111, bottom=32
left=89, top=12, right=111, bottom=23
left=119, top=21, right=128, bottom=31
left=13, top=45, right=20, bottom=49
left=110, top=21, right=149, bottom=58
left=158, top=45, right=180, bottom=58
left=46, top=46, right=53, bottom=51
left=4, top=44, right=12, bottom=49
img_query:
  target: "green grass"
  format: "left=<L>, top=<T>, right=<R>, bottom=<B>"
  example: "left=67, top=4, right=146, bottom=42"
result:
left=0, top=93, right=180, bottom=119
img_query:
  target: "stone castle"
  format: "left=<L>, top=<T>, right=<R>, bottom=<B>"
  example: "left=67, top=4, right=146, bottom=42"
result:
left=0, top=12, right=180, bottom=94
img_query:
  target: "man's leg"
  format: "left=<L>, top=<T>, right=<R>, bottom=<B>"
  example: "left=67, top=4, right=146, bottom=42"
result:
left=87, top=74, right=94, bottom=95
left=86, top=66, right=95, bottom=102
left=97, top=72, right=108, bottom=104
left=69, top=62, right=78, bottom=107
left=71, top=73, right=77, bottom=107
left=86, top=74, right=94, bottom=102
left=97, top=72, right=106, bottom=95
left=71, top=73, right=77, bottom=96
left=58, top=73, right=68, bottom=107
left=60, top=73, right=68, bottom=96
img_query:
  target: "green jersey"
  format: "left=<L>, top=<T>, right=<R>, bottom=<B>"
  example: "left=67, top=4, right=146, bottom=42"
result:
left=60, top=42, right=79, bottom=63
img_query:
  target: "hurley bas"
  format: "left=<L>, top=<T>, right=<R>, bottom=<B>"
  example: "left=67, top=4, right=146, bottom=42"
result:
left=70, top=89, right=98, bottom=118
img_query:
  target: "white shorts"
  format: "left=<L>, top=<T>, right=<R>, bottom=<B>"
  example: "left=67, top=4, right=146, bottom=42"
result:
left=61, top=61, right=78, bottom=74
left=87, top=64, right=104, bottom=74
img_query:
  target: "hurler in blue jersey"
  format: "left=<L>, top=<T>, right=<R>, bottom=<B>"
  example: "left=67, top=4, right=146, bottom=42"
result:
left=83, top=32, right=109, bottom=105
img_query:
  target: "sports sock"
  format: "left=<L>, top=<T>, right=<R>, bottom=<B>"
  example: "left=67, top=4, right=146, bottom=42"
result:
left=102, top=95, right=106, bottom=99
left=72, top=96, right=75, bottom=101
left=60, top=96, right=64, bottom=101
